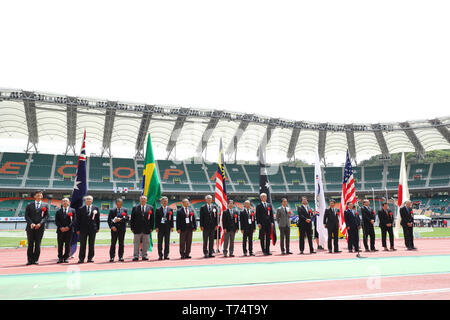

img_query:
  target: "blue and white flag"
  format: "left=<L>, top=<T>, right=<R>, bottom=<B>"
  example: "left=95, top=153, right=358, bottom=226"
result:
left=315, top=150, right=328, bottom=247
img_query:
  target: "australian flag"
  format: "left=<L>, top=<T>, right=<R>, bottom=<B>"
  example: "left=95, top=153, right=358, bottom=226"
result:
left=69, top=130, right=87, bottom=255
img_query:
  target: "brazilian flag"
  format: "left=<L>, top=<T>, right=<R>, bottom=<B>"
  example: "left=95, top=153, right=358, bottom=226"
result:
left=141, top=134, right=161, bottom=251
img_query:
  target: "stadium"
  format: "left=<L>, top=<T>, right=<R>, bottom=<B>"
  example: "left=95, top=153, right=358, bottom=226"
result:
left=0, top=88, right=449, bottom=300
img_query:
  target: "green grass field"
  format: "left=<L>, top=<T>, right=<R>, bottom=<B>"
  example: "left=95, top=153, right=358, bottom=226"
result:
left=1, top=227, right=449, bottom=248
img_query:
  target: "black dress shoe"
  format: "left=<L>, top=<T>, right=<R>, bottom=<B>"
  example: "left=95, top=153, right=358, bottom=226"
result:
left=334, top=250, right=342, bottom=253
left=287, top=252, right=293, bottom=255
left=209, top=254, right=215, bottom=258
left=281, top=251, right=285, bottom=255
left=33, top=262, right=39, bottom=265
left=365, top=249, right=371, bottom=252
left=87, top=260, right=94, bottom=263
left=250, top=253, right=255, bottom=256
left=164, top=257, right=170, bottom=260
left=142, top=257, right=149, bottom=261
left=204, top=254, right=209, bottom=258
left=390, top=247, right=397, bottom=251
left=328, top=250, right=333, bottom=253
left=411, top=247, right=417, bottom=250
left=158, top=257, right=163, bottom=261
left=348, top=250, right=353, bottom=253
left=63, top=259, right=69, bottom=263
left=267, top=252, right=272, bottom=255
left=132, top=257, right=139, bottom=261
left=109, top=258, right=114, bottom=263
left=119, top=258, right=124, bottom=262
left=26, top=262, right=33, bottom=265
left=229, top=254, right=235, bottom=257
left=243, top=253, right=247, bottom=256
left=185, top=256, right=191, bottom=259
left=78, top=260, right=84, bottom=264
left=310, top=251, right=316, bottom=254
left=371, top=249, right=378, bottom=252
left=299, top=251, right=304, bottom=255
left=407, top=248, right=414, bottom=251
left=57, top=260, right=63, bottom=264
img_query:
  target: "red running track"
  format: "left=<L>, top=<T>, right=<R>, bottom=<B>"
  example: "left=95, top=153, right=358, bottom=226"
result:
left=1, top=238, right=449, bottom=299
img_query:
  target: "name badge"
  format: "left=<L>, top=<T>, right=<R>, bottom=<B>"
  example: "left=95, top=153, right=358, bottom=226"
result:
left=185, top=217, right=190, bottom=224
left=248, top=218, right=252, bottom=224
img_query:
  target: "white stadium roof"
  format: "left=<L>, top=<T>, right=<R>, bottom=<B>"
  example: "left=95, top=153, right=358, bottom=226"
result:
left=0, top=88, right=449, bottom=164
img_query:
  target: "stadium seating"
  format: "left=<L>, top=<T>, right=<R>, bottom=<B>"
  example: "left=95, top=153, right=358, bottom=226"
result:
left=28, top=154, right=53, bottom=179
left=0, top=152, right=449, bottom=198
left=364, top=166, right=383, bottom=181
left=431, top=163, right=450, bottom=178
left=324, top=167, right=342, bottom=183
left=89, top=156, right=111, bottom=181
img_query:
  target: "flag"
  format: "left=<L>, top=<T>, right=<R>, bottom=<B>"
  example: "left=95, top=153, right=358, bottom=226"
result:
left=314, top=150, right=328, bottom=247
left=69, top=129, right=88, bottom=256
left=394, top=152, right=409, bottom=238
left=339, top=150, right=356, bottom=237
left=141, top=133, right=161, bottom=251
left=259, top=144, right=277, bottom=245
left=214, top=138, right=228, bottom=249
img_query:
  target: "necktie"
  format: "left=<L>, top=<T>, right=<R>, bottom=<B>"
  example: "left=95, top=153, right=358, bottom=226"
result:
left=142, top=206, right=144, bottom=214
left=88, top=206, right=91, bottom=214
left=36, top=202, right=40, bottom=209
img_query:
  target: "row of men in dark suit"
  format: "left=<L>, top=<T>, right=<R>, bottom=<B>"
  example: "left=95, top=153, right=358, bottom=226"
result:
left=25, top=190, right=417, bottom=265
left=322, top=198, right=417, bottom=254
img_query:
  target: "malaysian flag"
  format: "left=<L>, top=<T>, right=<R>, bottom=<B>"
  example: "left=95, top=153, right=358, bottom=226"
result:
left=214, top=138, right=227, bottom=250
left=339, top=150, right=356, bottom=237
left=69, top=130, right=87, bottom=256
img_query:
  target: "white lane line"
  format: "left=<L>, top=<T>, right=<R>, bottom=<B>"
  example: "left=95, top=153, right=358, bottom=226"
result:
left=58, top=272, right=450, bottom=300
left=313, top=287, right=450, bottom=300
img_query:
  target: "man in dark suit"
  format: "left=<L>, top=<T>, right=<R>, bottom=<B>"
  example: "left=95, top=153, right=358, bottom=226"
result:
left=155, top=196, right=174, bottom=260
left=378, top=202, right=396, bottom=251
left=400, top=200, right=416, bottom=250
left=222, top=199, right=239, bottom=257
left=240, top=200, right=256, bottom=256
left=130, top=195, right=154, bottom=261
left=361, top=199, right=377, bottom=252
left=323, top=199, right=341, bottom=253
left=344, top=201, right=361, bottom=253
left=199, top=195, right=218, bottom=258
left=256, top=193, right=274, bottom=255
left=107, top=198, right=129, bottom=262
left=55, top=197, right=76, bottom=263
left=296, top=196, right=315, bottom=254
left=76, top=195, right=100, bottom=263
left=25, top=190, right=49, bottom=265
left=176, top=199, right=197, bottom=259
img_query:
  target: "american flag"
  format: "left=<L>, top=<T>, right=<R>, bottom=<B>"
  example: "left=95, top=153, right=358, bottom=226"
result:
left=214, top=138, right=227, bottom=248
left=339, top=150, right=356, bottom=237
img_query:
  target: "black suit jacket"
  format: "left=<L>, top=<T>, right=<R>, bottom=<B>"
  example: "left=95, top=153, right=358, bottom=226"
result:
left=296, top=205, right=313, bottom=229
left=130, top=204, right=154, bottom=234
left=255, top=202, right=274, bottom=228
left=378, top=209, right=394, bottom=228
left=155, top=206, right=174, bottom=229
left=55, top=207, right=76, bottom=234
left=240, top=208, right=256, bottom=232
left=25, top=202, right=50, bottom=231
left=222, top=209, right=239, bottom=232
left=107, top=207, right=129, bottom=231
left=75, top=205, right=100, bottom=234
left=323, top=207, right=340, bottom=230
left=361, top=206, right=375, bottom=228
left=344, top=209, right=361, bottom=230
left=400, top=206, right=414, bottom=227
left=199, top=204, right=218, bottom=230
left=176, top=207, right=197, bottom=232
